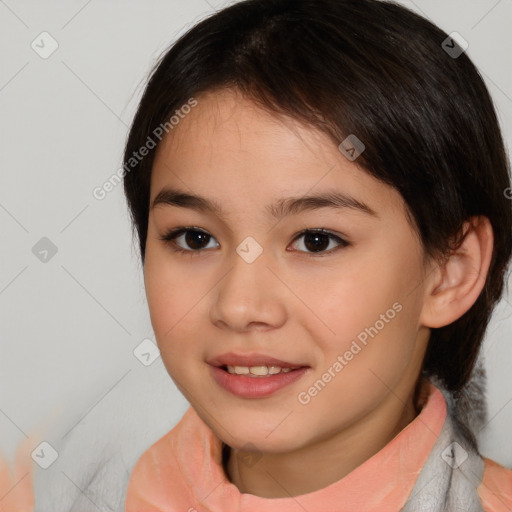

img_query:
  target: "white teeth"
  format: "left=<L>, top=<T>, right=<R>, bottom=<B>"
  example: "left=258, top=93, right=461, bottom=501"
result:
left=248, top=365, right=268, bottom=376
left=226, top=365, right=299, bottom=376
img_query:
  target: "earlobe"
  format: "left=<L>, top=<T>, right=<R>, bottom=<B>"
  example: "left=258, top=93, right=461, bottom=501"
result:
left=420, top=216, right=494, bottom=329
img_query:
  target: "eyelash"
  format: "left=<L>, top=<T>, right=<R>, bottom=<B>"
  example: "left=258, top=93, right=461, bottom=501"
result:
left=158, top=227, right=350, bottom=257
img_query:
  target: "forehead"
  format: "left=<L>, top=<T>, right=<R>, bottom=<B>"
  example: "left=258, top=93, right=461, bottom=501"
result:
left=150, top=89, right=407, bottom=222
left=154, top=89, right=337, bottom=172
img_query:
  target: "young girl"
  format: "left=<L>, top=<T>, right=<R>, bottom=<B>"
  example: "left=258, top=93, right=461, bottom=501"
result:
left=2, top=0, right=511, bottom=510
left=120, top=0, right=512, bottom=509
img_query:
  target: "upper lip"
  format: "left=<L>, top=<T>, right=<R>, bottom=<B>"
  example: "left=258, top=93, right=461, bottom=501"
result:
left=208, top=352, right=309, bottom=368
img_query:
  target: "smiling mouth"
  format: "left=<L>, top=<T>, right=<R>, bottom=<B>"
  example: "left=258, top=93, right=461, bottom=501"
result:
left=210, top=363, right=310, bottom=398
left=219, top=364, right=304, bottom=377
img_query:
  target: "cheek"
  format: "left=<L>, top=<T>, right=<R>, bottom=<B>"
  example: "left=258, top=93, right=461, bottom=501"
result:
left=290, top=260, right=393, bottom=348
left=301, top=247, right=421, bottom=377
left=143, top=246, right=205, bottom=365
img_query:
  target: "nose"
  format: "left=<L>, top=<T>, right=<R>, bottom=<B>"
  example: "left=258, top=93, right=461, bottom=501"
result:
left=209, top=247, right=287, bottom=332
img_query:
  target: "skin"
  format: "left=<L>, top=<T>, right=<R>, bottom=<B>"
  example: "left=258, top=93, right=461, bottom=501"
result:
left=143, top=87, right=493, bottom=498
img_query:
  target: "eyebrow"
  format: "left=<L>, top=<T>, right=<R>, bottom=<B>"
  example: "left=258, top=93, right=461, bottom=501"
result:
left=150, top=187, right=378, bottom=220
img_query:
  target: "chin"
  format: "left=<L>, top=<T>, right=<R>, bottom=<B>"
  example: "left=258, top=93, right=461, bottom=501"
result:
left=215, top=422, right=306, bottom=454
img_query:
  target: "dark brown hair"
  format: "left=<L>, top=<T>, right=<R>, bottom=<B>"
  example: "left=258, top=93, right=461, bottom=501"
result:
left=123, top=0, right=512, bottom=392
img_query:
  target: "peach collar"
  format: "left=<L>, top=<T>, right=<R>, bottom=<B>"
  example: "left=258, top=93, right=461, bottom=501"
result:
left=125, top=381, right=447, bottom=512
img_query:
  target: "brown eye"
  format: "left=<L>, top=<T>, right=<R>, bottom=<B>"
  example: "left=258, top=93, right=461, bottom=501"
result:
left=290, top=229, right=349, bottom=254
left=159, top=228, right=219, bottom=252
left=159, top=227, right=348, bottom=256
left=182, top=230, right=211, bottom=250
left=303, top=232, right=330, bottom=252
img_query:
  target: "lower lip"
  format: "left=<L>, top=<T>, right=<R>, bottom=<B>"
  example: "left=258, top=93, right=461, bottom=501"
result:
left=209, top=365, right=309, bottom=398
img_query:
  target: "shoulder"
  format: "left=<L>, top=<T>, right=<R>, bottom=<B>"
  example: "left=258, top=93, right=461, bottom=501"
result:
left=478, top=457, right=512, bottom=512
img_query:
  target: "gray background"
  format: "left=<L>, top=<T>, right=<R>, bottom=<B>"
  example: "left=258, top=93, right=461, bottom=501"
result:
left=0, top=0, right=511, bottom=504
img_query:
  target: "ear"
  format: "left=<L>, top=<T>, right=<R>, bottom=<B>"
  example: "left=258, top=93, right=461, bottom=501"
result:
left=420, top=216, right=494, bottom=328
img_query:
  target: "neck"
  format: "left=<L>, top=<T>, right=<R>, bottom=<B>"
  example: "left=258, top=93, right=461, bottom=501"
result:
left=223, top=376, right=428, bottom=498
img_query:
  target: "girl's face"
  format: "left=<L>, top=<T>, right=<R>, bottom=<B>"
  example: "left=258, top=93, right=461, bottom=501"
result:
left=144, top=88, right=435, bottom=454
